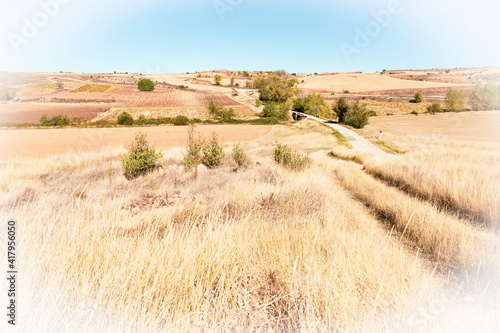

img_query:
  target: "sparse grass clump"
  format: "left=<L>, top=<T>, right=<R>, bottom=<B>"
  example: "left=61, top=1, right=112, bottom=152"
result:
left=121, top=131, right=162, bottom=179
left=274, top=144, right=310, bottom=171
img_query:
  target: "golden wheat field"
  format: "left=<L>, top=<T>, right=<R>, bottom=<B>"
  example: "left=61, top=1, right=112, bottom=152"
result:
left=1, top=119, right=499, bottom=332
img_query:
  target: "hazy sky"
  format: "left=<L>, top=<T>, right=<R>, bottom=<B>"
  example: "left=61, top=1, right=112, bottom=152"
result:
left=1, top=0, right=499, bottom=74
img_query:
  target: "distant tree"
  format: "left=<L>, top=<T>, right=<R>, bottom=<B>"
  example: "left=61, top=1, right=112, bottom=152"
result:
left=138, top=79, right=155, bottom=91
left=261, top=102, right=290, bottom=120
left=214, top=74, right=222, bottom=86
left=230, top=77, right=235, bottom=87
left=470, top=82, right=499, bottom=111
left=253, top=70, right=300, bottom=103
left=414, top=91, right=423, bottom=103
left=445, top=89, right=466, bottom=112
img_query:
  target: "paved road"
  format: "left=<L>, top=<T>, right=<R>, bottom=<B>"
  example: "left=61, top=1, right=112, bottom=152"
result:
left=292, top=112, right=391, bottom=157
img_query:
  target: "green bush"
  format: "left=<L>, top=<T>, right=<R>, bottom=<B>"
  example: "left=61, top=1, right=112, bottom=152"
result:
left=70, top=116, right=81, bottom=125
left=293, top=93, right=331, bottom=118
left=232, top=143, right=250, bottom=169
left=261, top=102, right=290, bottom=120
left=414, top=91, right=423, bottom=103
left=122, top=131, right=162, bottom=180
left=135, top=114, right=149, bottom=125
left=255, top=99, right=262, bottom=107
left=117, top=112, right=134, bottom=125
left=202, top=133, right=225, bottom=168
left=427, top=103, right=443, bottom=114
left=138, top=79, right=155, bottom=91
left=410, top=110, right=418, bottom=116
left=171, top=115, right=189, bottom=126
left=40, top=114, right=70, bottom=126
left=445, top=89, right=466, bottom=112
left=274, top=144, right=310, bottom=171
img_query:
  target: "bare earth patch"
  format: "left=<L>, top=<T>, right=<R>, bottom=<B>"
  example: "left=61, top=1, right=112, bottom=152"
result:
left=361, top=111, right=500, bottom=142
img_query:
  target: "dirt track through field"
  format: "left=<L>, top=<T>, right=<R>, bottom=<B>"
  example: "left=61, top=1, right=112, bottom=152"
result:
left=0, top=125, right=272, bottom=160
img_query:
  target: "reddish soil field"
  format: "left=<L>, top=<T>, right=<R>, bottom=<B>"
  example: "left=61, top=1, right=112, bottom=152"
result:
left=0, top=103, right=109, bottom=123
left=355, top=85, right=474, bottom=97
left=0, top=125, right=272, bottom=159
left=45, top=87, right=240, bottom=108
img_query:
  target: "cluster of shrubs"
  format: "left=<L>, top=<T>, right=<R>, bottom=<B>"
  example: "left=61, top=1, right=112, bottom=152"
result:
left=183, top=127, right=250, bottom=174
left=293, top=93, right=332, bottom=118
left=40, top=113, right=81, bottom=126
left=117, top=112, right=196, bottom=126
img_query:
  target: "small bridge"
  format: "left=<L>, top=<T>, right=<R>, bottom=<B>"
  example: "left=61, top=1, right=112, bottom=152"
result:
left=290, top=111, right=308, bottom=121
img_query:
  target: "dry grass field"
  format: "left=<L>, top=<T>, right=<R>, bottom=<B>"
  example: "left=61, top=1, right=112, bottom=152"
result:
left=1, top=119, right=499, bottom=331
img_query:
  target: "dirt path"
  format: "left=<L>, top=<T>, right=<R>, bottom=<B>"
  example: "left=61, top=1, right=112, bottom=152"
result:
left=294, top=112, right=391, bottom=157
left=0, top=125, right=272, bottom=160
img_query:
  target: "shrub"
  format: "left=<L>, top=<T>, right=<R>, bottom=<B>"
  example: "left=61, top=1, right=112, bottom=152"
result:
left=117, top=112, right=134, bottom=125
left=427, top=103, right=443, bottom=114
left=414, top=91, right=423, bottom=103
left=261, top=102, right=290, bottom=120
left=135, top=114, right=149, bottom=125
left=207, top=100, right=235, bottom=120
left=293, top=93, right=331, bottom=118
left=202, top=133, right=225, bottom=168
left=232, top=143, right=250, bottom=169
left=40, top=114, right=70, bottom=126
left=138, top=78, right=155, bottom=91
left=410, top=110, right=418, bottom=116
left=230, top=77, right=235, bottom=87
left=343, top=102, right=369, bottom=129
left=122, top=131, right=162, bottom=180
left=214, top=74, right=222, bottom=85
left=171, top=115, right=189, bottom=126
left=70, top=116, right=81, bottom=125
left=274, top=144, right=310, bottom=171
left=445, top=89, right=466, bottom=112
left=183, top=125, right=203, bottom=172
left=255, top=99, right=262, bottom=107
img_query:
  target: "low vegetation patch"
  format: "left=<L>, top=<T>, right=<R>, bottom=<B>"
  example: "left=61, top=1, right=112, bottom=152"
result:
left=72, top=84, right=111, bottom=93
left=274, top=144, right=310, bottom=171
left=122, top=131, right=162, bottom=179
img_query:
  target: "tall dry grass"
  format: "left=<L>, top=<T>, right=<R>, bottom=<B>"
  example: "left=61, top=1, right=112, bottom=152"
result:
left=0, top=146, right=436, bottom=332
left=359, top=137, right=500, bottom=229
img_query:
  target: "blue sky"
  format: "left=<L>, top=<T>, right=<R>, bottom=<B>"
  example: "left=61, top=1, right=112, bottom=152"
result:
left=1, top=0, right=499, bottom=74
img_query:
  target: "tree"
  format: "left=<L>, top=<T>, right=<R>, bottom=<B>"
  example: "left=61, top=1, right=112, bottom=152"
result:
left=445, top=89, right=466, bottom=112
left=293, top=93, right=332, bottom=118
left=333, top=98, right=370, bottom=128
left=214, top=74, right=222, bottom=85
left=333, top=97, right=351, bottom=123
left=138, top=78, right=155, bottom=91
left=261, top=102, right=290, bottom=120
left=253, top=70, right=300, bottom=103
left=414, top=91, right=423, bottom=103
left=470, top=83, right=499, bottom=111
